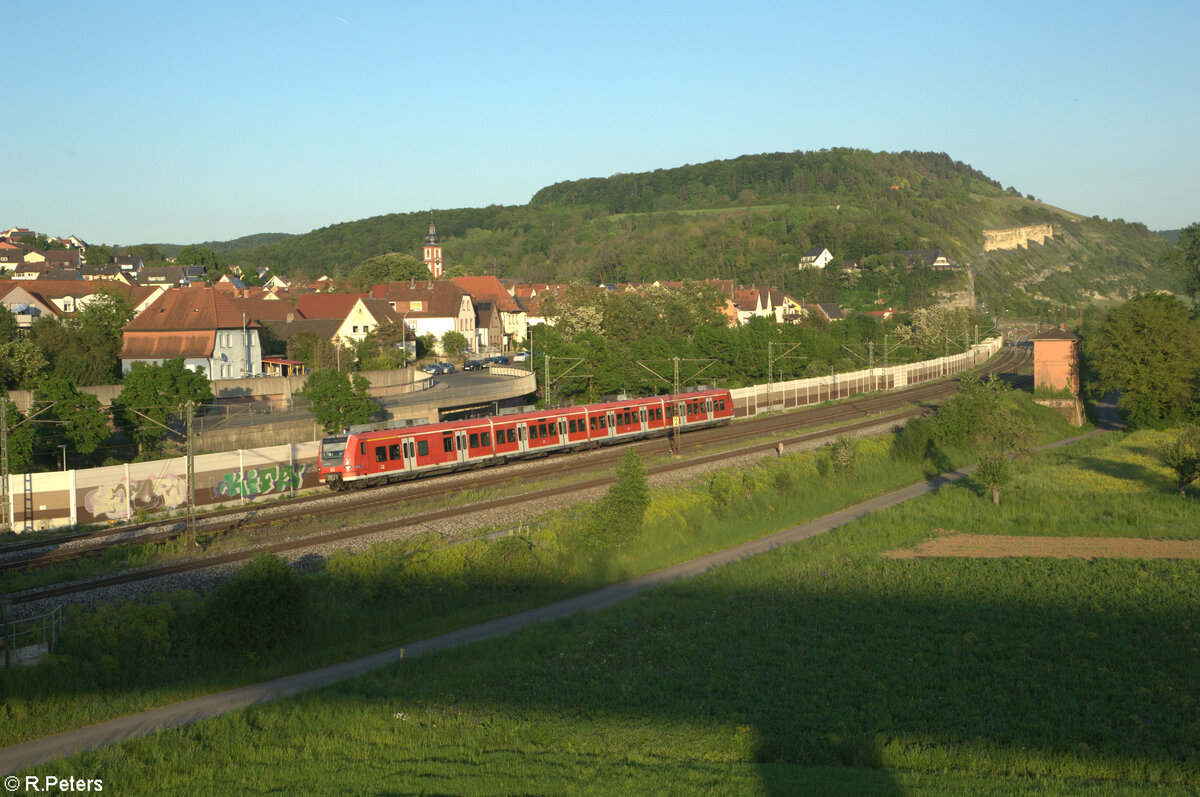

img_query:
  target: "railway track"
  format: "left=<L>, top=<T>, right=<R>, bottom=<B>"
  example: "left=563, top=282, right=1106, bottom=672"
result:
left=2, top=346, right=1031, bottom=603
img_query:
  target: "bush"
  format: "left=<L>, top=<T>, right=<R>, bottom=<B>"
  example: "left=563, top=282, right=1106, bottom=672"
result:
left=890, top=416, right=937, bottom=463
left=203, top=554, right=307, bottom=654
left=582, top=449, right=651, bottom=548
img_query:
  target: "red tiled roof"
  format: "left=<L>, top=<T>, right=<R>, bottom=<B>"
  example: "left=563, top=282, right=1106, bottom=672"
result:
left=295, top=293, right=367, bottom=319
left=120, top=331, right=216, bottom=359
left=124, top=286, right=259, bottom=332
left=369, top=281, right=468, bottom=319
left=226, top=296, right=303, bottom=322
left=452, top=276, right=521, bottom=313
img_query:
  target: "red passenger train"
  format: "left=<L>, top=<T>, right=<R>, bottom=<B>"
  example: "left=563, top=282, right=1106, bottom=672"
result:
left=318, top=388, right=734, bottom=490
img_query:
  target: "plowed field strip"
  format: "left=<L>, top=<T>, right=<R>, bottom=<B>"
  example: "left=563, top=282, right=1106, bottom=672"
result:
left=882, top=533, right=1200, bottom=560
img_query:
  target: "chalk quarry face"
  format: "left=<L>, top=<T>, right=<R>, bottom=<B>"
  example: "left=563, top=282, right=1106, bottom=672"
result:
left=982, top=224, right=1054, bottom=251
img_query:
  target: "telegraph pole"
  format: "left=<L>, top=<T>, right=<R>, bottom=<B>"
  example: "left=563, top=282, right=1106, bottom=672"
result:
left=636, top=357, right=716, bottom=455
left=186, top=400, right=195, bottom=546
left=0, top=400, right=56, bottom=534
left=768, top=342, right=806, bottom=410
left=1, top=400, right=8, bottom=533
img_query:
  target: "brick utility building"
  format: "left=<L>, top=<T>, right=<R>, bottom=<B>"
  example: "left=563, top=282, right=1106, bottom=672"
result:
left=1030, top=326, right=1080, bottom=394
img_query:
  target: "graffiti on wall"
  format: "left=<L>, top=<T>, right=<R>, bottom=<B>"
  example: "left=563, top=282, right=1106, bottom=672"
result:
left=84, top=474, right=188, bottom=520
left=213, top=463, right=308, bottom=500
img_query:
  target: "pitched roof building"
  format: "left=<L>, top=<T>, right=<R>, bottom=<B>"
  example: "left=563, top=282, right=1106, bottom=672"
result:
left=370, top=280, right=475, bottom=354
left=120, top=286, right=262, bottom=379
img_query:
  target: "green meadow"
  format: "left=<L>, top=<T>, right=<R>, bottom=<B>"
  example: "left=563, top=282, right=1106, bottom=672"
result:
left=12, top=412, right=1200, bottom=792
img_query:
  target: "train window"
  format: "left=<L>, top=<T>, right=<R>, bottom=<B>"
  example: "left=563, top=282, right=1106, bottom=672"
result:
left=507, top=428, right=517, bottom=444
left=443, top=435, right=454, bottom=453
left=374, top=446, right=387, bottom=463
left=389, top=444, right=402, bottom=460
left=530, top=424, right=539, bottom=440
left=568, top=419, right=576, bottom=434
left=599, top=416, right=607, bottom=429
left=469, top=433, right=480, bottom=448
left=481, top=432, right=490, bottom=447
left=418, top=440, right=429, bottom=456
left=360, top=442, right=366, bottom=455
left=590, top=417, right=598, bottom=431
left=539, top=423, right=549, bottom=438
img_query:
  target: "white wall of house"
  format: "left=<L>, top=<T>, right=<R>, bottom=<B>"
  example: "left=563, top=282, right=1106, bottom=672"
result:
left=210, top=327, right=262, bottom=379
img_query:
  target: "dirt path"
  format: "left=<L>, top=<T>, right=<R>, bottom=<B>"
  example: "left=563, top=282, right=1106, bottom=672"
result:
left=883, top=531, right=1200, bottom=560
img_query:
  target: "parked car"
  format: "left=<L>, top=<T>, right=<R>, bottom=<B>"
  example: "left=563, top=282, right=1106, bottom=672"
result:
left=512, top=351, right=530, bottom=362
left=438, top=362, right=456, bottom=374
left=421, top=363, right=440, bottom=375
left=484, top=355, right=510, bottom=366
left=462, top=359, right=484, bottom=371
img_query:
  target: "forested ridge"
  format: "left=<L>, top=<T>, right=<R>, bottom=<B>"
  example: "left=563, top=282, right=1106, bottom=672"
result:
left=215, top=148, right=1173, bottom=313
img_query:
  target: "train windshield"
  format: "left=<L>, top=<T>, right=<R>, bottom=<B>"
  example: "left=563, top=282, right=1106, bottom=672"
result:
left=320, top=435, right=348, bottom=464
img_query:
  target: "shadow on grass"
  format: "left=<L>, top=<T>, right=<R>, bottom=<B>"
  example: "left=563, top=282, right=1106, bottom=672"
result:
left=282, top=560, right=1197, bottom=793
left=1070, top=454, right=1171, bottom=493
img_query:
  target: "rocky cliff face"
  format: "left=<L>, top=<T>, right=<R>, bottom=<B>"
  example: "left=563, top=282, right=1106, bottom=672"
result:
left=983, top=224, right=1054, bottom=251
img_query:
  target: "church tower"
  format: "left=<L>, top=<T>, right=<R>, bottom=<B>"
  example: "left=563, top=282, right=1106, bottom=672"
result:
left=422, top=212, right=443, bottom=278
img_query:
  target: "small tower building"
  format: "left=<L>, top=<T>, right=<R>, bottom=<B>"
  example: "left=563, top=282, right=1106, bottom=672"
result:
left=422, top=213, right=443, bottom=278
left=1030, top=326, right=1081, bottom=395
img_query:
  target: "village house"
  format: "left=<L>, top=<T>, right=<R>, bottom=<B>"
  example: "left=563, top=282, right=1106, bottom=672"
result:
left=120, top=286, right=263, bottom=380
left=452, top=275, right=528, bottom=351
left=370, top=280, right=475, bottom=354
left=798, top=247, right=834, bottom=270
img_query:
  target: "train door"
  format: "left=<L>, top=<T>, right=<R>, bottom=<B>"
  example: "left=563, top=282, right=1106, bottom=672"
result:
left=638, top=407, right=648, bottom=433
left=455, top=430, right=469, bottom=463
left=557, top=418, right=568, bottom=446
left=704, top=398, right=713, bottom=422
left=675, top=401, right=686, bottom=428
left=402, top=437, right=417, bottom=471
left=517, top=423, right=528, bottom=454
left=606, top=411, right=616, bottom=438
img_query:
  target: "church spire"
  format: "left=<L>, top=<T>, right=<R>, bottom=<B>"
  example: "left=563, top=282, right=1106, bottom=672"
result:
left=422, top=211, right=443, bottom=277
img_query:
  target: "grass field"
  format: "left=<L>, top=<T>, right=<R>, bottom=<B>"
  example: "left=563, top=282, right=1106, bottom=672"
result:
left=11, top=421, right=1200, bottom=792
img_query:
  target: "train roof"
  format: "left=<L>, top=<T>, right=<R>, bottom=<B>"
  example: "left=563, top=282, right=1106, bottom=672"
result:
left=338, top=388, right=732, bottom=442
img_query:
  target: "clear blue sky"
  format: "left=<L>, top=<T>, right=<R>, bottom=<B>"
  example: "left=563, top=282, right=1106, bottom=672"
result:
left=7, top=0, right=1198, bottom=245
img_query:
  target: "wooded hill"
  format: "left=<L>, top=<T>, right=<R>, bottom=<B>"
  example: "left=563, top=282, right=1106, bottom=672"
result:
left=221, top=149, right=1174, bottom=314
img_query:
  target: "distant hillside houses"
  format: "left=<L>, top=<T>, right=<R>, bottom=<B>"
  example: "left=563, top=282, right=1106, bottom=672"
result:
left=798, top=247, right=834, bottom=270
left=885, top=249, right=961, bottom=271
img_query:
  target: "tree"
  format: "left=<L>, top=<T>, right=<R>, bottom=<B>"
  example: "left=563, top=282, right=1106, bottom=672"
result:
left=34, top=378, right=111, bottom=465
left=175, top=246, right=228, bottom=281
left=84, top=245, right=114, bottom=266
left=122, top=244, right=166, bottom=265
left=301, top=369, right=377, bottom=433
left=588, top=448, right=650, bottom=546
left=1156, top=424, right=1200, bottom=498
left=0, top=337, right=47, bottom=390
left=112, top=358, right=212, bottom=456
left=1087, top=294, right=1200, bottom=428
left=1164, top=222, right=1200, bottom=314
left=347, top=253, right=431, bottom=291
left=971, top=380, right=1033, bottom=505
left=440, top=330, right=469, bottom=358
left=355, top=323, right=411, bottom=370
left=0, top=392, right=35, bottom=474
